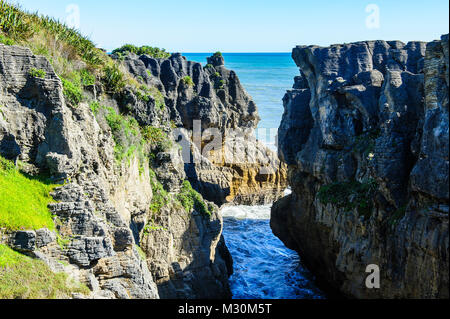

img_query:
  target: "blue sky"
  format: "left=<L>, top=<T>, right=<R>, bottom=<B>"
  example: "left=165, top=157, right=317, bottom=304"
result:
left=13, top=0, right=449, bottom=52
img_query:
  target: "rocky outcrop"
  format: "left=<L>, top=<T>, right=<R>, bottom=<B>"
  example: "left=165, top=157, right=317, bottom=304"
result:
left=120, top=53, right=287, bottom=206
left=0, top=44, right=232, bottom=299
left=272, top=35, right=449, bottom=298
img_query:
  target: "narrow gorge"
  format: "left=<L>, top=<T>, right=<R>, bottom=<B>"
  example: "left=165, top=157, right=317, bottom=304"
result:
left=0, top=1, right=448, bottom=300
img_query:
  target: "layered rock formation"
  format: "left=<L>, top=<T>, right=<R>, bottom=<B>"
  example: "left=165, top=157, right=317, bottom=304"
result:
left=272, top=35, right=449, bottom=298
left=0, top=44, right=236, bottom=298
left=120, top=52, right=287, bottom=205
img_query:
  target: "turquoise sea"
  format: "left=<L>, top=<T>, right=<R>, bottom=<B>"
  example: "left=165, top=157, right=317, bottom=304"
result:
left=184, top=53, right=325, bottom=299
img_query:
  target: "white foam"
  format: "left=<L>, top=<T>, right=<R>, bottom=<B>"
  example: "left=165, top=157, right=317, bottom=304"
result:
left=220, top=188, right=291, bottom=220
left=221, top=204, right=271, bottom=220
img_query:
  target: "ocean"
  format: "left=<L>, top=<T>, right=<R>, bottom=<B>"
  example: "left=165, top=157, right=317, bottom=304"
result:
left=184, top=53, right=325, bottom=299
left=183, top=53, right=299, bottom=151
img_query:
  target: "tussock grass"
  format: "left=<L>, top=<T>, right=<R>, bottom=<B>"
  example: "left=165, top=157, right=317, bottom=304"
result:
left=0, top=156, right=57, bottom=231
left=0, top=0, right=103, bottom=66
left=1, top=1, right=168, bottom=108
left=0, top=244, right=90, bottom=299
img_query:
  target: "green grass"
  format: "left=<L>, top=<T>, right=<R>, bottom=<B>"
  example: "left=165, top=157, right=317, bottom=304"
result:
left=317, top=179, right=378, bottom=219
left=0, top=244, right=90, bottom=299
left=0, top=156, right=57, bottom=231
left=28, top=67, right=46, bottom=79
left=112, top=44, right=171, bottom=59
left=147, top=169, right=212, bottom=217
left=143, top=221, right=167, bottom=234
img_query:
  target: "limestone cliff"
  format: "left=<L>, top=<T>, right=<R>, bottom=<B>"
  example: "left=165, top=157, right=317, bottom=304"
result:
left=271, top=35, right=449, bottom=298
left=0, top=44, right=232, bottom=299
left=120, top=52, right=287, bottom=206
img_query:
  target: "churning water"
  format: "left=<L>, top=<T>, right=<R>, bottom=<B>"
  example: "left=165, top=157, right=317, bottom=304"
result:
left=221, top=204, right=326, bottom=299
left=184, top=53, right=325, bottom=299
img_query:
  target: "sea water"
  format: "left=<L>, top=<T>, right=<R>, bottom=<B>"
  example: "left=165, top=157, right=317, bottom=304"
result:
left=183, top=53, right=299, bottom=151
left=184, top=53, right=325, bottom=299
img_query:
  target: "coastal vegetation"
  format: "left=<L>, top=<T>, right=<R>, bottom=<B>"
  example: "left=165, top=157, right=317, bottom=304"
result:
left=317, top=179, right=378, bottom=219
left=0, top=156, right=56, bottom=231
left=0, top=244, right=89, bottom=299
left=0, top=1, right=168, bottom=110
left=181, top=75, right=194, bottom=87
left=28, top=67, right=46, bottom=79
left=112, top=44, right=171, bottom=59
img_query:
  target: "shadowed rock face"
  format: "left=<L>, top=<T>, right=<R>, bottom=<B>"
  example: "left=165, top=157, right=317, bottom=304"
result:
left=121, top=53, right=287, bottom=206
left=272, top=35, right=449, bottom=298
left=0, top=44, right=232, bottom=299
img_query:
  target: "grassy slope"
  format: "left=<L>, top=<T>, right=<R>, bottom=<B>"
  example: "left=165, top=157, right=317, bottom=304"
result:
left=0, top=156, right=56, bottom=231
left=0, top=244, right=89, bottom=299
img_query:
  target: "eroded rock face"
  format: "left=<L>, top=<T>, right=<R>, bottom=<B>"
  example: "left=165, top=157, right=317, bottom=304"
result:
left=271, top=35, right=449, bottom=298
left=121, top=53, right=287, bottom=205
left=0, top=44, right=232, bottom=299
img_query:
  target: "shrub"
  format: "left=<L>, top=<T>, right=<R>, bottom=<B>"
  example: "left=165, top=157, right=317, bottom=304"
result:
left=112, top=44, right=171, bottom=59
left=353, top=129, right=381, bottom=157
left=388, top=205, right=407, bottom=227
left=0, top=34, right=14, bottom=45
left=148, top=169, right=171, bottom=214
left=141, top=126, right=172, bottom=152
left=317, top=179, right=378, bottom=219
left=28, top=67, right=46, bottom=79
left=181, top=76, right=194, bottom=87
left=102, top=106, right=144, bottom=163
left=0, top=156, right=57, bottom=231
left=79, top=69, right=95, bottom=86
left=89, top=101, right=101, bottom=115
left=103, top=64, right=125, bottom=94
left=0, top=244, right=90, bottom=299
left=177, top=180, right=212, bottom=217
left=213, top=51, right=222, bottom=57
left=61, top=77, right=82, bottom=106
left=135, top=85, right=151, bottom=103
